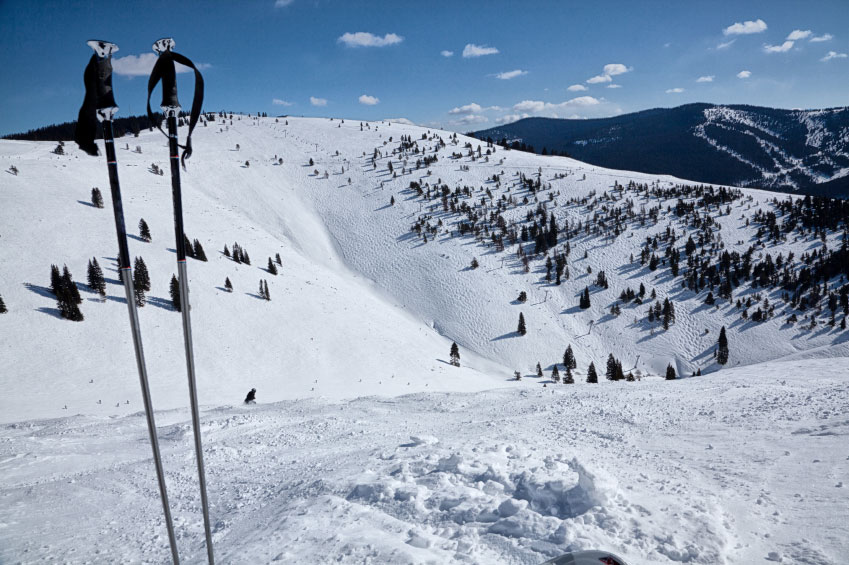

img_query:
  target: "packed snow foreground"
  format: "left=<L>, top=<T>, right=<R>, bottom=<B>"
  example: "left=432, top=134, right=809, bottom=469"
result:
left=0, top=116, right=848, bottom=563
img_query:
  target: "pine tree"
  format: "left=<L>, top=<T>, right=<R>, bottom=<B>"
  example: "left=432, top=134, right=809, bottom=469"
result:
left=184, top=235, right=195, bottom=259
left=139, top=218, right=152, bottom=242
left=267, top=258, right=278, bottom=275
left=224, top=244, right=231, bottom=258
left=50, top=264, right=62, bottom=296
left=275, top=253, right=282, bottom=265
left=586, top=362, right=598, bottom=383
left=579, top=287, right=591, bottom=309
left=450, top=342, right=460, bottom=367
left=551, top=364, right=560, bottom=383
left=133, top=275, right=146, bottom=307
left=717, top=326, right=729, bottom=365
left=170, top=275, right=181, bottom=312
left=55, top=266, right=83, bottom=321
left=563, top=345, right=577, bottom=370
left=514, top=371, right=522, bottom=381
left=62, top=266, right=82, bottom=305
left=605, top=353, right=617, bottom=381
left=517, top=291, right=527, bottom=303
left=662, top=298, right=676, bottom=330
left=563, top=365, right=574, bottom=384
left=470, top=257, right=479, bottom=269
left=224, top=277, right=233, bottom=292
left=87, top=258, right=106, bottom=296
left=517, top=312, right=527, bottom=335
left=666, top=364, right=676, bottom=380
left=0, top=294, right=7, bottom=314
left=263, top=280, right=270, bottom=301
left=536, top=362, right=543, bottom=378
left=134, top=257, right=151, bottom=291
left=259, top=279, right=266, bottom=299
left=193, top=239, right=208, bottom=262
left=91, top=187, right=104, bottom=208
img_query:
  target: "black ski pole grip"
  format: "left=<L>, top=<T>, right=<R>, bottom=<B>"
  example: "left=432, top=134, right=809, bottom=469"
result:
left=87, top=40, right=119, bottom=121
left=153, top=38, right=181, bottom=111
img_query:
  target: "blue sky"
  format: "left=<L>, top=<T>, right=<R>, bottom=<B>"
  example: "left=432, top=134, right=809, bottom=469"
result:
left=1, top=0, right=847, bottom=135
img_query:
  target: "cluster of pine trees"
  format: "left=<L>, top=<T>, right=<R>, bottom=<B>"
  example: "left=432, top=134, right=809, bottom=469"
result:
left=225, top=242, right=250, bottom=265
left=50, top=264, right=83, bottom=321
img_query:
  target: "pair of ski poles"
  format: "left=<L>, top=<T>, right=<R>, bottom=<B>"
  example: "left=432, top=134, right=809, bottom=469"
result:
left=75, top=38, right=212, bottom=565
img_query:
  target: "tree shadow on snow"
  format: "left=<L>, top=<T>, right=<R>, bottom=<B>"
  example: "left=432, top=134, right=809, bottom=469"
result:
left=491, top=331, right=519, bottom=341
left=146, top=296, right=176, bottom=311
left=245, top=292, right=266, bottom=300
left=24, top=282, right=54, bottom=299
left=77, top=200, right=98, bottom=208
left=36, top=306, right=62, bottom=319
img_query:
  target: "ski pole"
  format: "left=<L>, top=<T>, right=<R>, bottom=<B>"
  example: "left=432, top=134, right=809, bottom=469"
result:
left=147, top=37, right=214, bottom=565
left=75, top=40, right=180, bottom=565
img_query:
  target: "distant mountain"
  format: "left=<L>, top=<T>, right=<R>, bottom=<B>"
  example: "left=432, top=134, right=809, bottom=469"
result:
left=472, top=103, right=849, bottom=197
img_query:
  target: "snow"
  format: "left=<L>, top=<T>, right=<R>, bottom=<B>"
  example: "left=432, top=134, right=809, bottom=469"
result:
left=1, top=359, right=847, bottom=564
left=1, top=114, right=848, bottom=562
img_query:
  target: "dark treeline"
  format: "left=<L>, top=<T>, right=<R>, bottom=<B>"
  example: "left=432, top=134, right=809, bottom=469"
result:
left=4, top=113, right=164, bottom=142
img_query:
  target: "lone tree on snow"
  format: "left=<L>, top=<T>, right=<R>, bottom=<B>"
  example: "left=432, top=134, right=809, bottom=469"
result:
left=450, top=342, right=460, bottom=367
left=193, top=239, right=208, bottom=262
left=0, top=294, right=7, bottom=314
left=717, top=326, right=729, bottom=365
left=517, top=312, right=527, bottom=336
left=267, top=258, right=278, bottom=275
left=91, top=187, right=104, bottom=208
left=579, top=287, right=591, bottom=309
left=586, top=362, right=598, bottom=383
left=224, top=277, right=233, bottom=292
left=666, top=364, right=677, bottom=380
left=139, top=218, right=152, bottom=242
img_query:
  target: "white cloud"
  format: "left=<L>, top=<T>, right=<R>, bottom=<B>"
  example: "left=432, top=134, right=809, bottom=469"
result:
left=696, top=75, right=715, bottom=83
left=764, top=40, right=794, bottom=53
left=358, top=94, right=379, bottom=105
left=513, top=96, right=600, bottom=113
left=810, top=33, right=833, bottom=42
left=666, top=88, right=685, bottom=93
left=274, top=0, right=294, bottom=6
left=723, top=19, right=767, bottom=36
left=786, top=29, right=811, bottom=41
left=567, top=84, right=587, bottom=92
left=310, top=96, right=327, bottom=106
left=458, top=114, right=488, bottom=125
left=462, top=44, right=499, bottom=58
left=821, top=51, right=848, bottom=62
left=448, top=103, right=483, bottom=115
left=495, top=113, right=529, bottom=124
left=272, top=98, right=293, bottom=106
left=495, top=69, right=527, bottom=80
left=586, top=63, right=631, bottom=84
left=737, top=70, right=752, bottom=78
left=606, top=84, right=622, bottom=89
left=716, top=39, right=736, bottom=50
left=337, top=32, right=403, bottom=48
left=112, top=53, right=210, bottom=77
left=440, top=50, right=454, bottom=57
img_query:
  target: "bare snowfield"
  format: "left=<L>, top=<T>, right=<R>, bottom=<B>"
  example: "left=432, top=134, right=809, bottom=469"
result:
left=1, top=115, right=848, bottom=563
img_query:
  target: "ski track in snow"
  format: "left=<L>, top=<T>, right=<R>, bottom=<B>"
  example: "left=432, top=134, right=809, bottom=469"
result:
left=1, top=359, right=847, bottom=564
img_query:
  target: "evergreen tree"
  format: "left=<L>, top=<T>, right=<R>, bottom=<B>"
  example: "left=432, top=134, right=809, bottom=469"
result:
left=605, top=353, right=617, bottom=381
left=55, top=266, right=83, bottom=321
left=551, top=364, right=560, bottom=383
left=267, top=257, right=278, bottom=275
left=170, top=274, right=181, bottom=312
left=705, top=292, right=715, bottom=305
left=259, top=279, right=266, bottom=299
left=134, top=257, right=151, bottom=291
left=517, top=312, right=527, bottom=335
left=87, top=258, right=106, bottom=296
left=470, top=257, right=479, bottom=269
left=0, top=294, right=7, bottom=314
left=224, top=277, right=233, bottom=292
left=563, top=365, right=574, bottom=384
left=139, top=218, right=152, bottom=242
left=563, top=345, right=577, bottom=370
left=450, top=342, right=460, bottom=367
left=536, top=362, right=543, bottom=378
left=193, top=239, right=208, bottom=262
left=263, top=280, right=270, bottom=301
left=242, top=250, right=251, bottom=265
left=224, top=244, right=230, bottom=258
left=50, top=264, right=62, bottom=296
left=517, top=291, right=527, bottom=303
left=133, top=274, right=146, bottom=307
left=579, top=287, right=591, bottom=309
left=91, top=187, right=104, bottom=208
left=666, top=364, right=676, bottom=380
left=586, top=362, right=598, bottom=383
left=62, top=266, right=82, bottom=305
left=717, top=326, right=729, bottom=365
left=183, top=235, right=195, bottom=258
left=662, top=298, right=675, bottom=330
left=514, top=371, right=522, bottom=381
left=275, top=253, right=282, bottom=265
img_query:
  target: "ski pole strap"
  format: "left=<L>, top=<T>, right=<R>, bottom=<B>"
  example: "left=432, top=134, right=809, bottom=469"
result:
left=75, top=51, right=118, bottom=156
left=146, top=50, right=205, bottom=169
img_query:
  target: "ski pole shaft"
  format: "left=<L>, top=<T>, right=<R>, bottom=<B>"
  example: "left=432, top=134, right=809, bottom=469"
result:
left=99, top=92, right=181, bottom=564
left=166, top=111, right=215, bottom=565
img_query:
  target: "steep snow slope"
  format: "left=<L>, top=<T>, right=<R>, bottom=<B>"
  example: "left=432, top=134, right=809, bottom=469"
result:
left=1, top=358, right=847, bottom=564
left=1, top=115, right=848, bottom=423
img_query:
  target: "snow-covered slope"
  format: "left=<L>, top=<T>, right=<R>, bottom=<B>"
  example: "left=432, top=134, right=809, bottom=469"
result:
left=1, top=115, right=848, bottom=424
left=2, top=358, right=847, bottom=564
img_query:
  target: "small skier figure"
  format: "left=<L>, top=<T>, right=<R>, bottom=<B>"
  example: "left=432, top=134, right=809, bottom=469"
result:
left=244, top=388, right=256, bottom=404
